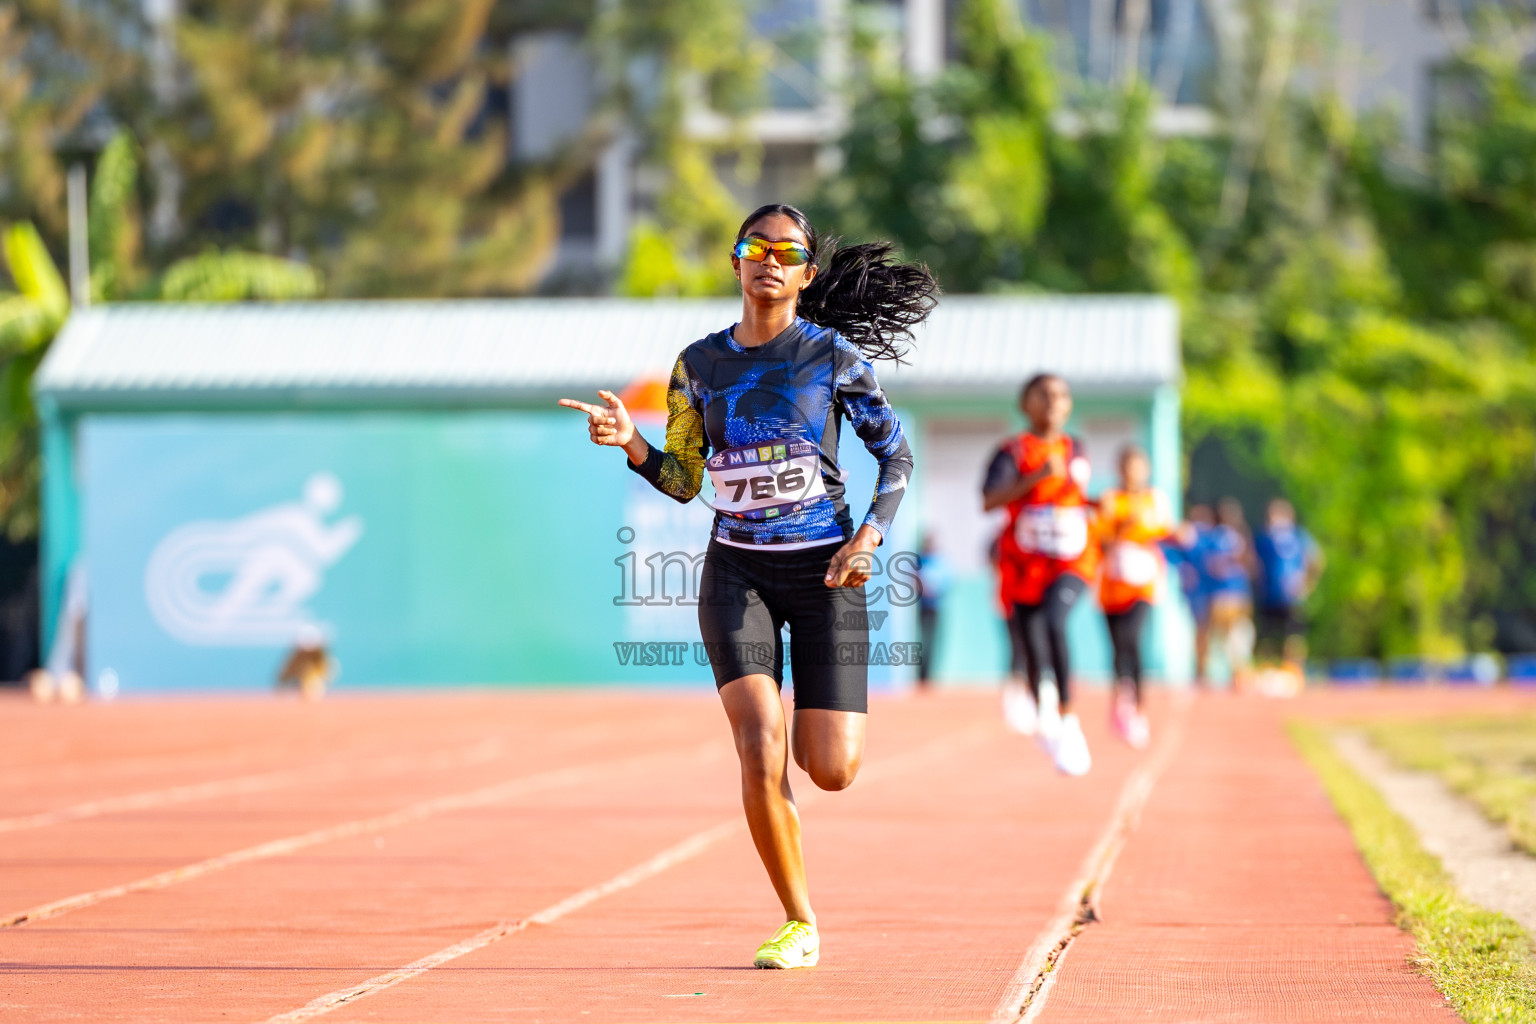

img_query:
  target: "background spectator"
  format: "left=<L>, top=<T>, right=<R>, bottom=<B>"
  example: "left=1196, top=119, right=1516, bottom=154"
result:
left=1255, top=498, right=1324, bottom=668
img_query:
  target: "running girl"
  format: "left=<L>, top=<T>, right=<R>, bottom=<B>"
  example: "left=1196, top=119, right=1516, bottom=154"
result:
left=1096, top=445, right=1173, bottom=750
left=1171, top=503, right=1216, bottom=685
left=1205, top=497, right=1257, bottom=689
left=560, top=204, right=936, bottom=970
left=981, top=374, right=1097, bottom=775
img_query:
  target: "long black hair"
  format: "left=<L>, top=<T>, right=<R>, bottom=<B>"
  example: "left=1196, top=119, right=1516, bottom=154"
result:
left=735, top=203, right=939, bottom=363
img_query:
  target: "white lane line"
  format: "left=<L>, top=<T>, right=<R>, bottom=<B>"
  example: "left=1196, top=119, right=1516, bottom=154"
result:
left=0, top=742, right=724, bottom=929
left=258, top=722, right=992, bottom=1024
left=0, top=740, right=505, bottom=836
left=263, top=820, right=743, bottom=1024
left=0, top=705, right=654, bottom=796
left=0, top=714, right=659, bottom=835
left=989, top=693, right=1191, bottom=1024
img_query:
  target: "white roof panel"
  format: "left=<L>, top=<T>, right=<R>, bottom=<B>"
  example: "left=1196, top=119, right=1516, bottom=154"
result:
left=36, top=295, right=1179, bottom=407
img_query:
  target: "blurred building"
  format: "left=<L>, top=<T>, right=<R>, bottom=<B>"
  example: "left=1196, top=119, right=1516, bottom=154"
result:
left=517, top=0, right=849, bottom=283
left=523, top=0, right=1515, bottom=285
left=1014, top=1, right=1512, bottom=147
left=35, top=295, right=1184, bottom=693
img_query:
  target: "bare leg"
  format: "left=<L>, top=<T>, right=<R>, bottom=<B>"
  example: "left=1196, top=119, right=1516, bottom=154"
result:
left=1283, top=632, right=1307, bottom=667
left=1194, top=618, right=1211, bottom=687
left=719, top=674, right=815, bottom=924
left=791, top=708, right=866, bottom=791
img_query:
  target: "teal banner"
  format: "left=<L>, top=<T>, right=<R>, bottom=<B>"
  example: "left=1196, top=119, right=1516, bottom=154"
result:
left=81, top=411, right=915, bottom=693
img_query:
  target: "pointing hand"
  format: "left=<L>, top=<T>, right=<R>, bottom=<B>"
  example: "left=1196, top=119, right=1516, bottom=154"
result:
left=558, top=390, right=636, bottom=448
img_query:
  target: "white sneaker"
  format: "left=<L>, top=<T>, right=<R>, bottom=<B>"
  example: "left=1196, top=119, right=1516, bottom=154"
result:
left=1002, top=682, right=1038, bottom=736
left=1125, top=708, right=1151, bottom=751
left=1053, top=713, right=1092, bottom=775
left=1036, top=682, right=1063, bottom=750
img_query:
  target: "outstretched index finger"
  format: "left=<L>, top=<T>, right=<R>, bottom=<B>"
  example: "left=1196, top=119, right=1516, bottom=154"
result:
left=558, top=398, right=603, bottom=416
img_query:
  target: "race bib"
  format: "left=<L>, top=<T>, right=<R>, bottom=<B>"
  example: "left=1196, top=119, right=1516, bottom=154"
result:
left=1014, top=505, right=1088, bottom=559
left=1106, top=542, right=1160, bottom=586
left=706, top=440, right=828, bottom=521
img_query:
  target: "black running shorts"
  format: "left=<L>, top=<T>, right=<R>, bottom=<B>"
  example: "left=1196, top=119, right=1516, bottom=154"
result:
left=697, top=539, right=869, bottom=713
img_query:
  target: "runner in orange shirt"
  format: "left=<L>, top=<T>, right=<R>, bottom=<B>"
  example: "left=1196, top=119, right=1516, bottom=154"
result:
left=982, top=374, right=1099, bottom=775
left=1097, top=445, right=1173, bottom=750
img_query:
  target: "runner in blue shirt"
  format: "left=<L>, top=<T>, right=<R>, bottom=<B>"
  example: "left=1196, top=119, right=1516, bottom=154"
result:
left=1254, top=498, right=1323, bottom=666
left=561, top=203, right=936, bottom=971
left=1168, top=503, right=1216, bottom=684
left=1202, top=498, right=1256, bottom=688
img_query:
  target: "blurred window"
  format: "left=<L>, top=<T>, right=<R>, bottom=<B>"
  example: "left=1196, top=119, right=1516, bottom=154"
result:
left=559, top=172, right=598, bottom=242
left=511, top=32, right=594, bottom=161
left=755, top=0, right=823, bottom=110
left=1022, top=0, right=1218, bottom=107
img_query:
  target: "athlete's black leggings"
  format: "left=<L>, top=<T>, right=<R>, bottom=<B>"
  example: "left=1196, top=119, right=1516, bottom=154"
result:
left=1010, top=574, right=1088, bottom=707
left=1105, top=600, right=1152, bottom=700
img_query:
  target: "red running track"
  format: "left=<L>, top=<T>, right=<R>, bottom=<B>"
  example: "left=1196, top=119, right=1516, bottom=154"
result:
left=2, top=686, right=1528, bottom=1023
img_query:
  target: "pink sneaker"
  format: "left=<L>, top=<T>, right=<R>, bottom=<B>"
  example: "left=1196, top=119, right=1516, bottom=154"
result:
left=1111, top=684, right=1136, bottom=743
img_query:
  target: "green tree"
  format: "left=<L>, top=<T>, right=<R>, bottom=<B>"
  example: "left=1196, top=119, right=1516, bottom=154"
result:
left=598, top=0, right=767, bottom=297
left=144, top=0, right=568, bottom=296
left=1030, top=86, right=1199, bottom=305
left=0, top=0, right=140, bottom=237
left=0, top=129, right=322, bottom=540
left=815, top=0, right=1196, bottom=301
left=0, top=224, right=69, bottom=539
left=87, top=130, right=323, bottom=302
left=809, top=70, right=961, bottom=280
left=817, top=0, right=1536, bottom=659
left=945, top=0, right=1053, bottom=268
left=7, top=0, right=586, bottom=298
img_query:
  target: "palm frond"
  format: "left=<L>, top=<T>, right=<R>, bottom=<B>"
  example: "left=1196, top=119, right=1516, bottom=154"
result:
left=158, top=251, right=322, bottom=301
left=89, top=130, right=142, bottom=301
left=0, top=294, right=56, bottom=354
left=3, top=223, right=68, bottom=316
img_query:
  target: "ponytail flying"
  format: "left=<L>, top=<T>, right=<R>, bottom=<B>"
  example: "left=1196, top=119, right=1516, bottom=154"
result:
left=735, top=203, right=939, bottom=364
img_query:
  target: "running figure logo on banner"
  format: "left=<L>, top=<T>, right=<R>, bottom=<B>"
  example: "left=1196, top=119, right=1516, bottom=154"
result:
left=144, top=473, right=363, bottom=645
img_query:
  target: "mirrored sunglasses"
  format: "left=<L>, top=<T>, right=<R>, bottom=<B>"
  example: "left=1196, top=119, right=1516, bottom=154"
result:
left=732, top=237, right=813, bottom=266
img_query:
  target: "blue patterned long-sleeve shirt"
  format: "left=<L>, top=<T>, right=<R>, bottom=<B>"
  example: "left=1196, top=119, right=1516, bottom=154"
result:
left=627, top=318, right=912, bottom=549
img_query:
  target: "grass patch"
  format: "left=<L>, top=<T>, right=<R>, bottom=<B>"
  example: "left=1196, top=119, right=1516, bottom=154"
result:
left=1290, top=721, right=1536, bottom=1024
left=1365, top=712, right=1536, bottom=857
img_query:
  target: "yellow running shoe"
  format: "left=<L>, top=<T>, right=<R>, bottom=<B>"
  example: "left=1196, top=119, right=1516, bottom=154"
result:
left=753, top=920, right=819, bottom=969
